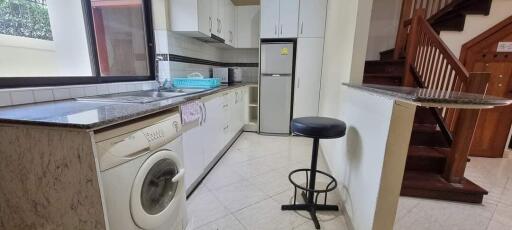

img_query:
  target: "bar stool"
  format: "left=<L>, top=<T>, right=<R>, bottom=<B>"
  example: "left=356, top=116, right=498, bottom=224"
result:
left=281, top=117, right=346, bottom=229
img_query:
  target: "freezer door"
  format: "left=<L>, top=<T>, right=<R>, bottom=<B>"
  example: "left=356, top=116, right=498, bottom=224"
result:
left=260, top=75, right=292, bottom=134
left=261, top=43, right=294, bottom=75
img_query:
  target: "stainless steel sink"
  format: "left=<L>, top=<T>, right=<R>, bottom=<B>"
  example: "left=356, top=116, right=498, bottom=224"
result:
left=76, top=88, right=211, bottom=104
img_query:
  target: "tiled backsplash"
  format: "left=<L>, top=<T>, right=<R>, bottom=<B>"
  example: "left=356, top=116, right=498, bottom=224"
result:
left=0, top=81, right=157, bottom=107
left=155, top=30, right=259, bottom=84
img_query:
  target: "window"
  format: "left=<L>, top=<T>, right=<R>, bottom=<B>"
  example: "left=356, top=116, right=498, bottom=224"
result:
left=0, top=0, right=154, bottom=87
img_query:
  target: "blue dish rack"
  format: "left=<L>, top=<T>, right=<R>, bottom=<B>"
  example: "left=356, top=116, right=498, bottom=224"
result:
left=172, top=77, right=221, bottom=89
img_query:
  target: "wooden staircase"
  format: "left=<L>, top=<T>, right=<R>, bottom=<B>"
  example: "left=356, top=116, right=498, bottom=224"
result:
left=364, top=0, right=495, bottom=203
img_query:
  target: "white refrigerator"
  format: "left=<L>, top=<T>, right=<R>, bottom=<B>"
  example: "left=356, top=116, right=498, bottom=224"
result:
left=260, top=42, right=295, bottom=134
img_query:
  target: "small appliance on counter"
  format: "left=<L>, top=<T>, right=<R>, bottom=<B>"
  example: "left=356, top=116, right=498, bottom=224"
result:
left=213, top=67, right=242, bottom=84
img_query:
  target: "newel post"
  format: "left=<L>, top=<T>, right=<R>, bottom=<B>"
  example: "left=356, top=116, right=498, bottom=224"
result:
left=402, top=9, right=425, bottom=87
left=442, top=73, right=490, bottom=183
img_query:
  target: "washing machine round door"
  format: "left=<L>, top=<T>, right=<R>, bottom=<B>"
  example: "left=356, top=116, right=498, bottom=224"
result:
left=130, top=149, right=184, bottom=229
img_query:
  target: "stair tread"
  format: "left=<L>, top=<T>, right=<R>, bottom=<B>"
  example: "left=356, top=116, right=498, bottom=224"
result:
left=408, top=146, right=449, bottom=158
left=363, top=73, right=403, bottom=77
left=402, top=171, right=488, bottom=195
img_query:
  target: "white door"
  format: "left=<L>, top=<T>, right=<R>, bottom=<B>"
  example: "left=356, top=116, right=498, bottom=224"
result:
left=293, top=38, right=324, bottom=118
left=279, top=0, right=300, bottom=38
left=182, top=125, right=205, bottom=190
left=260, top=0, right=279, bottom=38
left=298, top=0, right=327, bottom=38
left=198, top=0, right=213, bottom=36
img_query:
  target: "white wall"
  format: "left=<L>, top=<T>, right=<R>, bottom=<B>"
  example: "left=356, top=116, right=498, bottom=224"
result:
left=0, top=35, right=57, bottom=77
left=47, top=0, right=92, bottom=76
left=440, top=0, right=512, bottom=57
left=365, top=0, right=403, bottom=60
left=320, top=0, right=384, bottom=230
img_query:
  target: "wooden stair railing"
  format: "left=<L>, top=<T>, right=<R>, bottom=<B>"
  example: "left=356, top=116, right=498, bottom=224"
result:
left=403, top=9, right=490, bottom=183
left=394, top=0, right=458, bottom=59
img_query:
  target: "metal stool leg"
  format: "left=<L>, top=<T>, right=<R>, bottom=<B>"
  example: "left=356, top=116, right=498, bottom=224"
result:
left=281, top=138, right=339, bottom=229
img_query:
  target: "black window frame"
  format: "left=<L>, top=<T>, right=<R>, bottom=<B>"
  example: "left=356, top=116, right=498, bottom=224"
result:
left=0, top=0, right=156, bottom=89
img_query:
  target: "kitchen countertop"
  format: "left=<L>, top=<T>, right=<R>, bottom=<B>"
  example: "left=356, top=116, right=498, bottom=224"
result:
left=344, top=83, right=512, bottom=108
left=0, top=83, right=256, bottom=129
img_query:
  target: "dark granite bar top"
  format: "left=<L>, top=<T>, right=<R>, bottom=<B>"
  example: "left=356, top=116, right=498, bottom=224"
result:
left=344, top=83, right=512, bottom=108
left=0, top=83, right=256, bottom=129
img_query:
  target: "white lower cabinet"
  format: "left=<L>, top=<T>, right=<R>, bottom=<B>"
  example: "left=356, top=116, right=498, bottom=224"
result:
left=183, top=87, right=248, bottom=192
left=182, top=123, right=205, bottom=190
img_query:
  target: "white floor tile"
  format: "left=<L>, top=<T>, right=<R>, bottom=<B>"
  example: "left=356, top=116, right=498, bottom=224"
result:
left=195, top=214, right=246, bottom=230
left=203, top=164, right=245, bottom=190
left=211, top=180, right=269, bottom=212
left=187, top=187, right=231, bottom=228
left=234, top=198, right=308, bottom=230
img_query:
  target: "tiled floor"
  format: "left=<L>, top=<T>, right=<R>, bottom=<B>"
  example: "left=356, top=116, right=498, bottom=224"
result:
left=187, top=133, right=347, bottom=230
left=187, top=132, right=512, bottom=230
left=395, top=151, right=512, bottom=230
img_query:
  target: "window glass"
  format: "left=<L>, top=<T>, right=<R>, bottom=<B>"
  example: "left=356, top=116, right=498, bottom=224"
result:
left=0, top=0, right=93, bottom=77
left=90, top=0, right=151, bottom=77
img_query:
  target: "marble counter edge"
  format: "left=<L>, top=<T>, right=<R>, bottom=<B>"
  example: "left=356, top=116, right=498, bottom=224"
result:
left=343, top=83, right=512, bottom=109
left=0, top=83, right=258, bottom=130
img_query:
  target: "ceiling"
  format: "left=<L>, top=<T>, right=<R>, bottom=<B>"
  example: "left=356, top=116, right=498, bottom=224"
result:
left=231, top=0, right=260, bottom=6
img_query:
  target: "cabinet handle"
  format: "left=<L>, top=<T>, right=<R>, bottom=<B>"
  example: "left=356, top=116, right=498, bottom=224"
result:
left=300, top=21, right=304, bottom=34
left=209, top=16, right=212, bottom=33
left=217, top=19, right=220, bottom=33
left=199, top=102, right=204, bottom=125
left=275, top=24, right=277, bottom=35
left=280, top=25, right=283, bottom=35
left=202, top=102, right=207, bottom=123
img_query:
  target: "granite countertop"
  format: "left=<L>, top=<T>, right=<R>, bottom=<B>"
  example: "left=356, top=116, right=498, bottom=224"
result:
left=0, top=83, right=256, bottom=129
left=344, top=83, right=512, bottom=108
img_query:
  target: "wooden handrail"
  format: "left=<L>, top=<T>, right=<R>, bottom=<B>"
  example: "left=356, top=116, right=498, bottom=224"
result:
left=394, top=0, right=457, bottom=59
left=403, top=9, right=491, bottom=184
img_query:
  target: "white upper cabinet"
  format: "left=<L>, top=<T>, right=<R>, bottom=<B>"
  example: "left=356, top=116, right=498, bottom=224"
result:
left=298, top=0, right=327, bottom=38
left=170, top=0, right=211, bottom=37
left=236, top=5, right=260, bottom=48
left=260, top=0, right=280, bottom=38
left=278, top=0, right=300, bottom=38
left=223, top=0, right=236, bottom=46
left=211, top=0, right=222, bottom=37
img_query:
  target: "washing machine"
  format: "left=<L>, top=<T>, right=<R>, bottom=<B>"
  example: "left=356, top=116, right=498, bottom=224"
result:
left=95, top=112, right=187, bottom=230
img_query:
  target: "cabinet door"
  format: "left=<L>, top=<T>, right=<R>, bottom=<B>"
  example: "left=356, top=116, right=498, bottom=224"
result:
left=293, top=38, right=324, bottom=118
left=279, top=0, right=300, bottom=38
left=260, top=0, right=279, bottom=38
left=198, top=0, right=213, bottom=35
left=182, top=124, right=205, bottom=190
left=203, top=96, right=224, bottom=165
left=298, top=0, right=327, bottom=38
left=236, top=6, right=260, bottom=48
left=211, top=0, right=221, bottom=37
left=224, top=0, right=235, bottom=46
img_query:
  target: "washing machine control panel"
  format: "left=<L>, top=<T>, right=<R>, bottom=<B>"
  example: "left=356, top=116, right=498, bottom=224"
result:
left=142, top=114, right=182, bottom=150
left=97, top=113, right=182, bottom=171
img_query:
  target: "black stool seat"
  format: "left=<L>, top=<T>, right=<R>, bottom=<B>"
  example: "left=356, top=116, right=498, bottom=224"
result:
left=291, top=117, right=346, bottom=139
